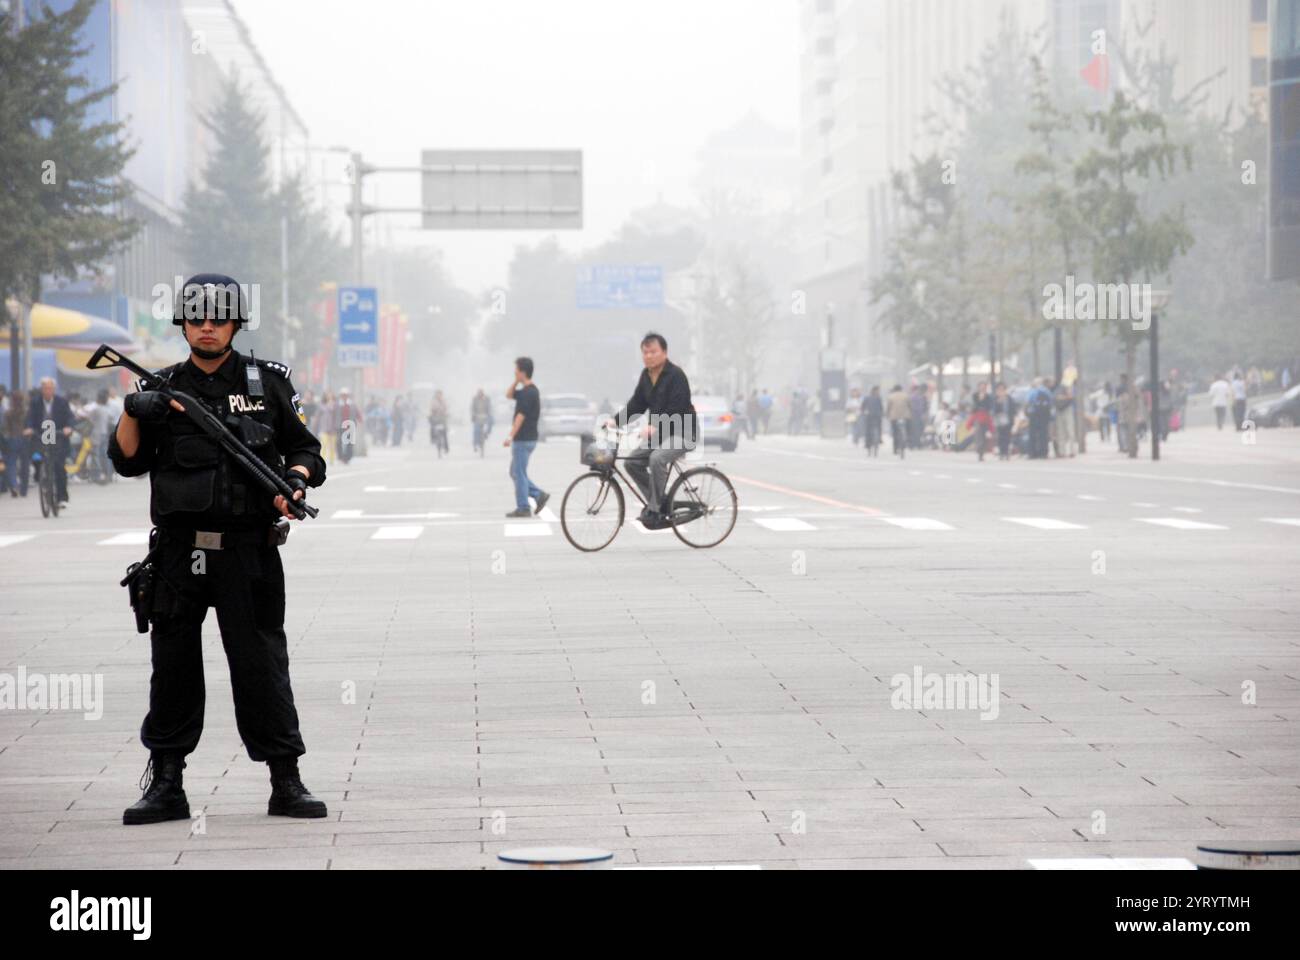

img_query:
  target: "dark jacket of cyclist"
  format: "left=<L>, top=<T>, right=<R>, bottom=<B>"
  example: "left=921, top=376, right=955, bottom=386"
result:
left=617, top=359, right=696, bottom=450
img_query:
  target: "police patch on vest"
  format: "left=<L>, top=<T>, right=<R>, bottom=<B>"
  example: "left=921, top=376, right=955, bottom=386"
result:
left=228, top=394, right=266, bottom=413
left=291, top=392, right=306, bottom=424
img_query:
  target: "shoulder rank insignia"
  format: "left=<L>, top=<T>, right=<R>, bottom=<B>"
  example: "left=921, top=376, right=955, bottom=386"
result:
left=261, top=360, right=292, bottom=380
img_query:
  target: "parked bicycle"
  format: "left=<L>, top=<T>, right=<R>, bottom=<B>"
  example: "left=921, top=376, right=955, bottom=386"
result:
left=560, top=424, right=737, bottom=552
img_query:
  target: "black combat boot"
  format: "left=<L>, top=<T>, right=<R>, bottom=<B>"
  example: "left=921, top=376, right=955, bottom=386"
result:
left=123, top=752, right=190, bottom=826
left=267, top=757, right=328, bottom=818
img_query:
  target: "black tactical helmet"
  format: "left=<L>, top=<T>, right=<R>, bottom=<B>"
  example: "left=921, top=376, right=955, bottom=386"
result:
left=172, top=274, right=249, bottom=328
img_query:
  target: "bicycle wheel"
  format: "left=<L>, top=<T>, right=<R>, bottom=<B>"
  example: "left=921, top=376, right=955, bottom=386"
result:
left=560, top=471, right=624, bottom=552
left=667, top=466, right=737, bottom=548
left=35, top=462, right=50, bottom=518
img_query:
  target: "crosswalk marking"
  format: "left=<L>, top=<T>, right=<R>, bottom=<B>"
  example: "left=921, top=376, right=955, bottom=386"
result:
left=0, top=534, right=37, bottom=549
left=504, top=524, right=552, bottom=538
left=370, top=526, right=423, bottom=540
left=1136, top=518, right=1228, bottom=531
left=1077, top=494, right=1105, bottom=502
left=1262, top=518, right=1300, bottom=527
left=754, top=517, right=817, bottom=532
left=998, top=483, right=1018, bottom=490
left=1172, top=507, right=1202, bottom=514
left=1003, top=517, right=1088, bottom=531
left=97, top=531, right=149, bottom=546
left=333, top=510, right=457, bottom=520
left=1132, top=501, right=1159, bottom=508
left=883, top=517, right=954, bottom=531
left=364, top=485, right=460, bottom=493
left=537, top=506, right=559, bottom=522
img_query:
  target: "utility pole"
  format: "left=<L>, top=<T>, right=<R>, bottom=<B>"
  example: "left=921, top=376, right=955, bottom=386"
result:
left=13, top=0, right=33, bottom=392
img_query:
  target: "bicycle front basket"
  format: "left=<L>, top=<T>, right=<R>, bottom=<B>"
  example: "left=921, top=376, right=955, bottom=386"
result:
left=581, top=436, right=617, bottom=467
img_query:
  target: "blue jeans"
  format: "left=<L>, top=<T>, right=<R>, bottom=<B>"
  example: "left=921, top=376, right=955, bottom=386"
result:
left=509, top=440, right=542, bottom=511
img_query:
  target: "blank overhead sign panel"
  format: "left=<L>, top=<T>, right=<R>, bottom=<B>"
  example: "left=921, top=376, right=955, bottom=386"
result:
left=420, top=150, right=582, bottom=230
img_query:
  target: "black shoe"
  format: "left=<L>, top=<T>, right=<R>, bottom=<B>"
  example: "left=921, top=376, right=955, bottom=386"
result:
left=505, top=507, right=532, bottom=518
left=533, top=491, right=550, bottom=515
left=267, top=757, right=328, bottom=819
left=123, top=752, right=190, bottom=825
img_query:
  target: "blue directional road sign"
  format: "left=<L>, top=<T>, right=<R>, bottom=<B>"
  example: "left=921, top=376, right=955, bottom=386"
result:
left=576, top=265, right=663, bottom=309
left=337, top=286, right=379, bottom=367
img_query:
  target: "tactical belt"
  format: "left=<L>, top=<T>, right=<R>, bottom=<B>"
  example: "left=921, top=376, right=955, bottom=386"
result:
left=157, top=523, right=288, bottom=550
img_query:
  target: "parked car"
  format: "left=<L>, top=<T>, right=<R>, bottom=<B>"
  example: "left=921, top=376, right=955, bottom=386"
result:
left=692, top=395, right=742, bottom=452
left=539, top=393, right=597, bottom=440
left=1248, top=385, right=1300, bottom=428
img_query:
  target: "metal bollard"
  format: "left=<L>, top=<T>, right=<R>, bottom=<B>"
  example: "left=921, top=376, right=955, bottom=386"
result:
left=497, top=846, right=614, bottom=870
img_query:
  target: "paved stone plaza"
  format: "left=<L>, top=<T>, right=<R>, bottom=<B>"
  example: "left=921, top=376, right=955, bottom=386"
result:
left=1, top=426, right=1297, bottom=869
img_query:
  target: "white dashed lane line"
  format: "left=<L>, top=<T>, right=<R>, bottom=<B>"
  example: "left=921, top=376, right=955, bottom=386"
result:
left=882, top=517, right=956, bottom=531
left=753, top=517, right=818, bottom=532
left=1136, top=518, right=1229, bottom=531
left=1002, top=518, right=1088, bottom=531
left=370, top=526, right=424, bottom=541
left=0, top=534, right=37, bottom=549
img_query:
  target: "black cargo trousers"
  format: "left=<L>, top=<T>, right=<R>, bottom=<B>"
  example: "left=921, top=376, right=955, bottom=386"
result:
left=141, top=527, right=306, bottom=762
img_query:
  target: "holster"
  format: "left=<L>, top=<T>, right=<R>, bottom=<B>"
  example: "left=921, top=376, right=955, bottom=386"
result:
left=123, top=528, right=160, bottom=635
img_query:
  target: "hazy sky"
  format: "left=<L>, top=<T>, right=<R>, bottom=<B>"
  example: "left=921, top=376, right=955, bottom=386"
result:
left=230, top=0, right=800, bottom=293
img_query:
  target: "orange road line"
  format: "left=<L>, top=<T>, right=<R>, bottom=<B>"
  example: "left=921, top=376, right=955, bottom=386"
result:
left=729, top=474, right=885, bottom=517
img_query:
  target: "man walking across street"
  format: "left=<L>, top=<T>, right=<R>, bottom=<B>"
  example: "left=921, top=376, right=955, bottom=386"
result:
left=504, top=357, right=548, bottom=517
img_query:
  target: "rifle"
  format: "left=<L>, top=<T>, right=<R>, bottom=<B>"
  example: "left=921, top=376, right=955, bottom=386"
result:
left=86, top=344, right=319, bottom=520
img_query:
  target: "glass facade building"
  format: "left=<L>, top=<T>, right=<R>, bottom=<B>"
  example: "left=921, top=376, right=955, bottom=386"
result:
left=1270, top=0, right=1300, bottom=280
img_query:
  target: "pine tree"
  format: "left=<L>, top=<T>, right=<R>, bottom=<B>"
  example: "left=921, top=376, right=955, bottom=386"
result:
left=0, top=0, right=138, bottom=386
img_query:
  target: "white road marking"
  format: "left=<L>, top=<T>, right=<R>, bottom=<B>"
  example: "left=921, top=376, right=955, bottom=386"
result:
left=504, top=524, right=552, bottom=537
left=1035, top=488, right=1057, bottom=495
left=998, top=483, right=1018, bottom=490
left=1003, top=517, right=1088, bottom=531
left=1262, top=518, right=1300, bottom=527
left=370, top=526, right=423, bottom=540
left=1132, top=502, right=1159, bottom=508
left=536, top=506, right=560, bottom=522
left=333, top=510, right=457, bottom=520
left=1172, top=507, right=1202, bottom=514
left=1136, top=518, right=1228, bottom=530
left=883, top=517, right=955, bottom=531
left=364, top=485, right=460, bottom=493
left=934, top=474, right=952, bottom=480
left=966, top=478, right=982, bottom=484
left=97, top=531, right=150, bottom=546
left=0, top=535, right=37, bottom=549
left=1077, top=494, right=1105, bottom=502
left=754, top=517, right=817, bottom=532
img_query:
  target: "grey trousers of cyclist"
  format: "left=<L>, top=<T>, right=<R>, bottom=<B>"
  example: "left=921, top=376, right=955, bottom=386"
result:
left=625, top=438, right=686, bottom=512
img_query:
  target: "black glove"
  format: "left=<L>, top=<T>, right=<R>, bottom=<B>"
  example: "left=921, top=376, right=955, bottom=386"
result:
left=124, top=391, right=172, bottom=423
left=285, top=473, right=308, bottom=498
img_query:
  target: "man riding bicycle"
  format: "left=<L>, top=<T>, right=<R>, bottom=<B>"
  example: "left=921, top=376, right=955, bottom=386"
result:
left=604, top=332, right=696, bottom=530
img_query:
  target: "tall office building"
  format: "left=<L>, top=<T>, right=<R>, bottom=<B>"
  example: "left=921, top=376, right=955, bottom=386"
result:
left=1269, top=0, right=1300, bottom=279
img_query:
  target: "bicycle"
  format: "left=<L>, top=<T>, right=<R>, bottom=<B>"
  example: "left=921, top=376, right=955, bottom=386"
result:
left=559, top=424, right=738, bottom=552
left=31, top=449, right=59, bottom=518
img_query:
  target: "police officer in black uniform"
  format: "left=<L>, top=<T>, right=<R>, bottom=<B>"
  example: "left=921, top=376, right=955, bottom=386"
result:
left=109, top=274, right=328, bottom=825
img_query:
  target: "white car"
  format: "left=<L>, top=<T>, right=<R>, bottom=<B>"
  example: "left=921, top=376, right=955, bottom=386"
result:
left=539, top=393, right=597, bottom=440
